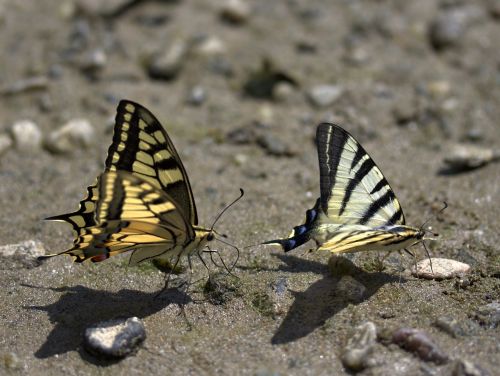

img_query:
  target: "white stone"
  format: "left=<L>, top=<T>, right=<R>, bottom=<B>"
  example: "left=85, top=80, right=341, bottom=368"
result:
left=412, top=258, right=471, bottom=279
left=0, top=240, right=46, bottom=259
left=194, top=36, right=226, bottom=56
left=11, top=120, right=42, bottom=151
left=45, top=118, right=95, bottom=154
left=221, top=0, right=251, bottom=24
left=307, top=85, right=344, bottom=107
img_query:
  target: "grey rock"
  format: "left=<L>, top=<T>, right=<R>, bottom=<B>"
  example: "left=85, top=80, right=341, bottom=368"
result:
left=147, top=40, right=188, bottom=81
left=444, top=144, right=500, bottom=171
left=271, top=277, right=288, bottom=296
left=226, top=126, right=257, bottom=144
left=220, top=0, right=251, bottom=24
left=80, top=48, right=107, bottom=74
left=45, top=118, right=95, bottom=154
left=411, top=258, right=471, bottom=279
left=84, top=317, right=146, bottom=358
left=429, top=11, right=466, bottom=50
left=392, top=328, right=448, bottom=364
left=0, top=133, right=13, bottom=157
left=453, top=359, right=491, bottom=376
left=0, top=76, right=48, bottom=95
left=2, top=352, right=21, bottom=370
left=434, top=315, right=476, bottom=338
left=256, top=134, right=294, bottom=157
left=11, top=120, right=42, bottom=151
left=341, top=321, right=377, bottom=372
left=474, top=301, right=500, bottom=329
left=0, top=240, right=46, bottom=267
left=392, top=95, right=417, bottom=124
left=307, top=85, right=343, bottom=107
left=186, top=86, right=206, bottom=106
left=335, top=275, right=367, bottom=303
left=76, top=0, right=138, bottom=17
left=429, top=6, right=485, bottom=50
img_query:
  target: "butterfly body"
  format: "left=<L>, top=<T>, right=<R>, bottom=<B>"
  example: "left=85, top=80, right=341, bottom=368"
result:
left=264, top=123, right=428, bottom=256
left=44, top=100, right=218, bottom=265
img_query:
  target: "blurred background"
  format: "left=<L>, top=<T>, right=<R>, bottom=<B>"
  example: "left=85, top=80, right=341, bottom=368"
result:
left=0, top=0, right=499, bottom=374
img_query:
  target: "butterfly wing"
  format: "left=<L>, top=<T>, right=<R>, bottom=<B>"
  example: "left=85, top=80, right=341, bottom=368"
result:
left=45, top=171, right=194, bottom=264
left=106, top=100, right=198, bottom=225
left=316, top=123, right=405, bottom=228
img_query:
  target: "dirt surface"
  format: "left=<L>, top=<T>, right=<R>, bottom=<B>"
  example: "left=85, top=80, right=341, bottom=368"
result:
left=0, top=0, right=499, bottom=375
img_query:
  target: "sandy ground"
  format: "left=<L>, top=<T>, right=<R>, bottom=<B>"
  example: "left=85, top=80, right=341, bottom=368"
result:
left=0, top=0, right=499, bottom=375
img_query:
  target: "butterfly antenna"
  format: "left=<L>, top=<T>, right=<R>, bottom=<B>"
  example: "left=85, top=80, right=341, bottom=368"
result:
left=210, top=188, right=245, bottom=232
left=419, top=201, right=448, bottom=234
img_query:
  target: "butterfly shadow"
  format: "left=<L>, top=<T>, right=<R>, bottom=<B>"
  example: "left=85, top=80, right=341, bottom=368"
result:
left=22, top=284, right=190, bottom=365
left=270, top=253, right=404, bottom=345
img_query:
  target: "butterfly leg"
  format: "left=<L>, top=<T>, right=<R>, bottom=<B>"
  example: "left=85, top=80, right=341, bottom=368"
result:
left=154, top=256, right=182, bottom=299
left=421, top=241, right=434, bottom=274
left=403, top=248, right=418, bottom=277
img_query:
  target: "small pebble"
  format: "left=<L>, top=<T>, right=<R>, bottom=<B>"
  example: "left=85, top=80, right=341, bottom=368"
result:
left=429, top=10, right=466, bottom=50
left=0, top=240, right=46, bottom=267
left=220, top=0, right=251, bottom=24
left=453, top=359, right=491, bottom=376
left=341, top=321, right=377, bottom=372
left=307, top=85, right=343, bottom=107
left=147, top=40, right=188, bottom=81
left=1, top=76, right=48, bottom=95
left=392, top=328, right=448, bottom=364
left=84, top=317, right=146, bottom=358
left=11, top=120, right=42, bottom=151
left=434, top=315, right=472, bottom=338
left=272, top=81, right=295, bottom=102
left=411, top=258, right=471, bottom=280
left=392, top=95, right=417, bottom=125
left=0, top=133, right=13, bottom=157
left=80, top=48, right=107, bottom=74
left=444, top=144, right=499, bottom=170
left=474, top=301, right=500, bottom=329
left=335, top=275, right=367, bottom=303
left=194, top=36, right=226, bottom=56
left=45, top=118, right=95, bottom=154
left=2, top=352, right=21, bottom=370
left=271, top=277, right=288, bottom=296
left=186, top=86, right=206, bottom=106
left=226, top=126, right=257, bottom=144
left=256, top=134, right=294, bottom=157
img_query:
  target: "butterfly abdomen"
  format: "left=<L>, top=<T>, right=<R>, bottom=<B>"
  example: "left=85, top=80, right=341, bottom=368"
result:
left=262, top=199, right=320, bottom=252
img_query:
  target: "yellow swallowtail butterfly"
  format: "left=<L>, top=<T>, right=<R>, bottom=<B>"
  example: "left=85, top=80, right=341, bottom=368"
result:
left=42, top=100, right=241, bottom=270
left=264, top=123, right=440, bottom=262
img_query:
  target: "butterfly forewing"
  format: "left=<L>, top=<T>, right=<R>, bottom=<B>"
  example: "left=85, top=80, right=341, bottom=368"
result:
left=105, top=100, right=198, bottom=225
left=316, top=123, right=405, bottom=227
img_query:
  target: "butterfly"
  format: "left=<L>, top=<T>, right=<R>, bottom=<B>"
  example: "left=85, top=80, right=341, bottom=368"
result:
left=42, top=100, right=241, bottom=270
left=263, top=123, right=439, bottom=261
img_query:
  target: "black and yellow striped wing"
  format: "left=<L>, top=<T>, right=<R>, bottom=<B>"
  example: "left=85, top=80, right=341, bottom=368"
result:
left=46, top=100, right=198, bottom=241
left=58, top=171, right=194, bottom=264
left=106, top=100, right=198, bottom=225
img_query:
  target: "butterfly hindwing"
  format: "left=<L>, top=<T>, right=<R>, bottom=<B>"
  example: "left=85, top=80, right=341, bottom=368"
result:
left=60, top=171, right=193, bottom=264
left=105, top=100, right=198, bottom=225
